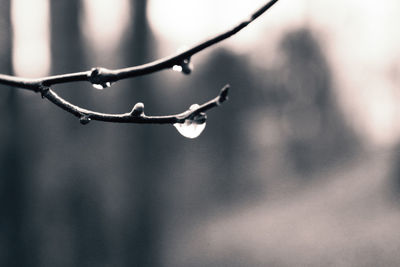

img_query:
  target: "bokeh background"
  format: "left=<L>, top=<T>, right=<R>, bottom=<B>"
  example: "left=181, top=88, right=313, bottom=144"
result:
left=1, top=0, right=400, bottom=266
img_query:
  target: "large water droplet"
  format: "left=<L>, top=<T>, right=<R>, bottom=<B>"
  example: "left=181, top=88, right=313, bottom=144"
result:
left=173, top=104, right=206, bottom=139
left=92, top=82, right=111, bottom=90
left=174, top=119, right=206, bottom=139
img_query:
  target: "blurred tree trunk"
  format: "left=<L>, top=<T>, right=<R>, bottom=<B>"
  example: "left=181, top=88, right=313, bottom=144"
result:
left=122, top=1, right=161, bottom=266
left=51, top=0, right=85, bottom=74
left=129, top=0, right=152, bottom=66
left=50, top=0, right=89, bottom=127
left=0, top=1, right=34, bottom=265
left=48, top=1, right=106, bottom=266
left=278, top=29, right=357, bottom=175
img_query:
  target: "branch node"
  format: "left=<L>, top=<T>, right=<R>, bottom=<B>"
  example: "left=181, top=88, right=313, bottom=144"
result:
left=79, top=115, right=91, bottom=125
left=173, top=58, right=193, bottom=75
left=88, top=67, right=113, bottom=89
left=130, top=102, right=145, bottom=117
left=187, top=104, right=207, bottom=123
left=38, top=84, right=50, bottom=99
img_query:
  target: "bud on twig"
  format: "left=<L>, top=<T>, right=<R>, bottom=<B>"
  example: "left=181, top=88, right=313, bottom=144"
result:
left=130, top=102, right=145, bottom=116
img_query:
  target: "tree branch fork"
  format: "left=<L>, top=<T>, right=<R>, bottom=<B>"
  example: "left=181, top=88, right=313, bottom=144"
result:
left=0, top=0, right=279, bottom=125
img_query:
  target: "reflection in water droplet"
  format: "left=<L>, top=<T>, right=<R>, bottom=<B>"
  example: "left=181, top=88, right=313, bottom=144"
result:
left=174, top=103, right=206, bottom=139
left=92, top=82, right=111, bottom=90
left=174, top=119, right=206, bottom=139
left=172, top=65, right=183, bottom=72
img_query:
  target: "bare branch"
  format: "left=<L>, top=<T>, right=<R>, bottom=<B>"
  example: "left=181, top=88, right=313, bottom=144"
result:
left=40, top=84, right=229, bottom=124
left=0, top=0, right=279, bottom=125
left=0, top=0, right=279, bottom=89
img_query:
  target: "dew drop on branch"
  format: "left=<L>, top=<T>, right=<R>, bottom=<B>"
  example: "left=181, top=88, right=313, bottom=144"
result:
left=174, top=119, right=206, bottom=138
left=92, top=82, right=111, bottom=90
left=173, top=104, right=206, bottom=139
left=172, top=65, right=183, bottom=72
left=172, top=58, right=193, bottom=75
left=79, top=115, right=91, bottom=125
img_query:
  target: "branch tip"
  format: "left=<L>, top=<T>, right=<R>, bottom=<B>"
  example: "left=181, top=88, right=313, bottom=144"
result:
left=218, top=84, right=230, bottom=104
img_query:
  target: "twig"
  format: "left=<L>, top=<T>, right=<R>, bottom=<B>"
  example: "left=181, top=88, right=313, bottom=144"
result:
left=0, top=0, right=279, bottom=124
left=40, top=84, right=229, bottom=124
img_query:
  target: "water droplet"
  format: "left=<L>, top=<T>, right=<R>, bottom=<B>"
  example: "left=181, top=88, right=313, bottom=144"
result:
left=172, top=58, right=193, bottom=75
left=173, top=104, right=206, bottom=139
left=174, top=119, right=206, bottom=139
left=92, top=82, right=111, bottom=90
left=172, top=65, right=183, bottom=72
left=181, top=59, right=192, bottom=74
left=189, top=103, right=199, bottom=110
left=79, top=115, right=91, bottom=125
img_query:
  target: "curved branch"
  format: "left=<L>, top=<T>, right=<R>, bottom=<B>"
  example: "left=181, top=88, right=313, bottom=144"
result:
left=40, top=84, right=229, bottom=124
left=0, top=0, right=280, bottom=89
left=0, top=0, right=279, bottom=125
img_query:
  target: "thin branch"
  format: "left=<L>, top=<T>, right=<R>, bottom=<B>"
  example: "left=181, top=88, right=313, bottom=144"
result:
left=0, top=0, right=279, bottom=125
left=40, top=84, right=230, bottom=124
left=0, top=0, right=280, bottom=89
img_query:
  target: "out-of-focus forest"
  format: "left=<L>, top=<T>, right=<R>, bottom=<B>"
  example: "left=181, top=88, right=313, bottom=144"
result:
left=1, top=0, right=400, bottom=266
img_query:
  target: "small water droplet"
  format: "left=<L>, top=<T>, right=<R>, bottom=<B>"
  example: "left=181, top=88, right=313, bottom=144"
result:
left=172, top=58, right=193, bottom=75
left=189, top=103, right=199, bottom=110
left=173, top=65, right=183, bottom=72
left=92, top=82, right=111, bottom=90
left=79, top=115, right=91, bottom=125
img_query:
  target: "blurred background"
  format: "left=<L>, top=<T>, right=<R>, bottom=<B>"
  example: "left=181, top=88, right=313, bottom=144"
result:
left=1, top=0, right=400, bottom=266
